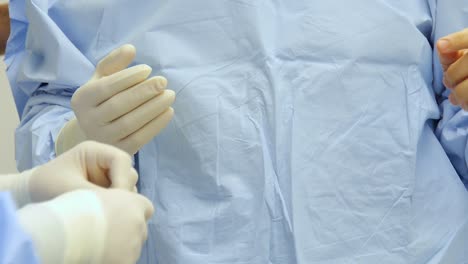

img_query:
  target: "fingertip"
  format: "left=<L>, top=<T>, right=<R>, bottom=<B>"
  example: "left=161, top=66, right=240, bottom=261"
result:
left=96, top=44, right=137, bottom=77
left=111, top=44, right=136, bottom=63
left=164, top=90, right=176, bottom=105
left=120, top=44, right=136, bottom=56
left=437, top=39, right=451, bottom=53
left=133, top=64, right=153, bottom=78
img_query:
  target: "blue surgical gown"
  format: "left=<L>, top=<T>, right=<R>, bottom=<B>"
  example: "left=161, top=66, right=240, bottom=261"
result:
left=0, top=192, right=39, bottom=264
left=6, top=0, right=468, bottom=263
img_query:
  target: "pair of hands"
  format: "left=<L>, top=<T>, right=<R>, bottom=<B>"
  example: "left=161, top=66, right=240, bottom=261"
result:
left=438, top=28, right=468, bottom=110
left=30, top=24, right=467, bottom=264
left=68, top=29, right=468, bottom=158
left=30, top=141, right=153, bottom=264
left=65, top=29, right=468, bottom=157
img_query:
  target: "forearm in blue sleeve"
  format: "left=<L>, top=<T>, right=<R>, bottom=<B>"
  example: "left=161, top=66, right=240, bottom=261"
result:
left=15, top=93, right=75, bottom=171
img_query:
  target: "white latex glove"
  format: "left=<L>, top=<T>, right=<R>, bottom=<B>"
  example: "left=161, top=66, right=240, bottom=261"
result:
left=0, top=141, right=138, bottom=208
left=56, top=44, right=175, bottom=155
left=18, top=189, right=154, bottom=264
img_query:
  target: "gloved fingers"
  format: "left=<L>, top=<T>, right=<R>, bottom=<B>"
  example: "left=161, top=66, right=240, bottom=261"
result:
left=111, top=90, right=175, bottom=141
left=56, top=142, right=112, bottom=188
left=94, top=44, right=136, bottom=79
left=118, top=107, right=174, bottom=155
left=77, top=141, right=136, bottom=190
left=454, top=79, right=468, bottom=110
left=437, top=29, right=468, bottom=54
left=32, top=163, right=104, bottom=201
left=110, top=167, right=139, bottom=191
left=107, top=158, right=137, bottom=191
left=96, top=76, right=167, bottom=122
left=444, top=52, right=468, bottom=89
left=79, top=64, right=152, bottom=108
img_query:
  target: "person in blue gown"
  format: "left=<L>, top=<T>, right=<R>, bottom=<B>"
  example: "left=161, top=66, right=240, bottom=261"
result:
left=0, top=141, right=153, bottom=264
left=6, top=1, right=468, bottom=263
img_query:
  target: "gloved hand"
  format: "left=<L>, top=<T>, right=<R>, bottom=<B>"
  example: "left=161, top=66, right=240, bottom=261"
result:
left=56, top=44, right=175, bottom=155
left=437, top=28, right=468, bottom=110
left=1, top=141, right=138, bottom=208
left=18, top=188, right=154, bottom=264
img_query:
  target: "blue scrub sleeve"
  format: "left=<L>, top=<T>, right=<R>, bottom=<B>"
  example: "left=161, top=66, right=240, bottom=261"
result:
left=0, top=192, right=39, bottom=264
left=5, top=0, right=96, bottom=171
left=14, top=94, right=76, bottom=171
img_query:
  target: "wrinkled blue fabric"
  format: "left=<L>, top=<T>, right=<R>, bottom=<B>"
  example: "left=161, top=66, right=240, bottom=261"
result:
left=0, top=192, right=39, bottom=264
left=6, top=0, right=468, bottom=263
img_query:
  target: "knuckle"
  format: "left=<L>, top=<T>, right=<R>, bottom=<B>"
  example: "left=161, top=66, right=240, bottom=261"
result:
left=130, top=169, right=139, bottom=184
left=119, top=150, right=133, bottom=162
left=70, top=92, right=83, bottom=110
left=112, top=147, right=132, bottom=163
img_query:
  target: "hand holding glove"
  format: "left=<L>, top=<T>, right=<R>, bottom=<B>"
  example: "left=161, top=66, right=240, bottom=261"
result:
left=1, top=141, right=138, bottom=207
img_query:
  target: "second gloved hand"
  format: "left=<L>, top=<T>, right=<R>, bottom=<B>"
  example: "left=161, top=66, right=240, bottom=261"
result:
left=57, top=44, right=175, bottom=155
left=29, top=141, right=140, bottom=204
left=1, top=141, right=140, bottom=208
left=18, top=188, right=154, bottom=264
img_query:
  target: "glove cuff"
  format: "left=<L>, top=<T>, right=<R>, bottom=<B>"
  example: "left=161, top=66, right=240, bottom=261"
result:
left=17, top=202, right=66, bottom=264
left=0, top=169, right=34, bottom=208
left=43, top=190, right=107, bottom=264
left=55, top=118, right=87, bottom=156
